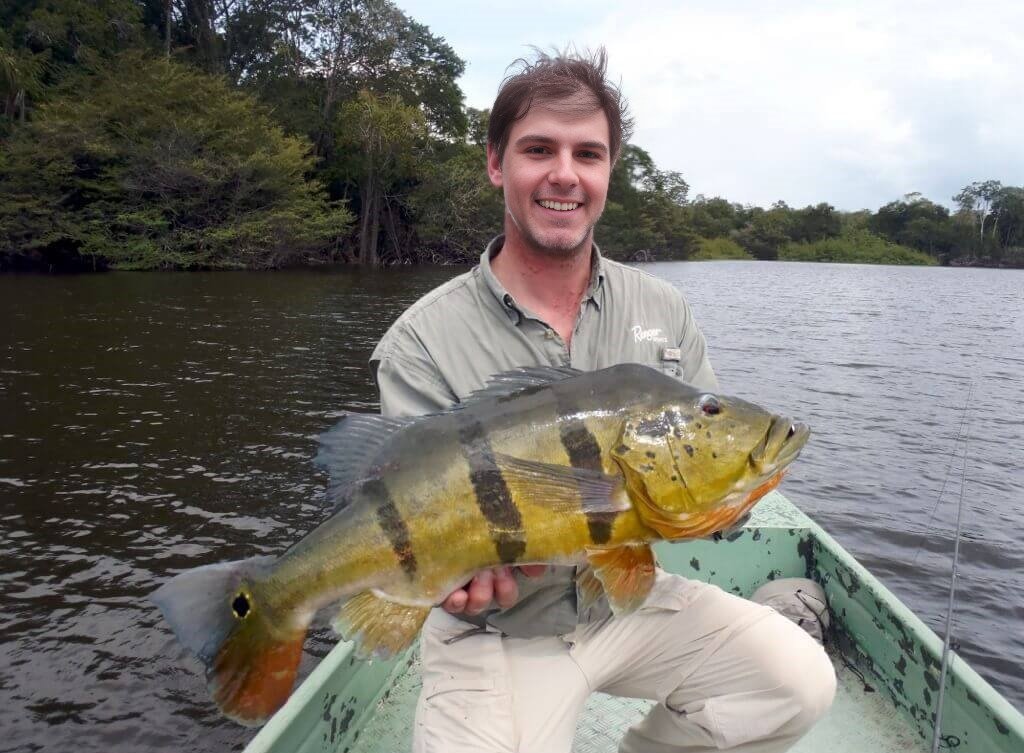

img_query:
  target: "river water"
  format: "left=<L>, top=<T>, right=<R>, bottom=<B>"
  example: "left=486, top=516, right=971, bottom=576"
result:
left=1, top=261, right=1021, bottom=751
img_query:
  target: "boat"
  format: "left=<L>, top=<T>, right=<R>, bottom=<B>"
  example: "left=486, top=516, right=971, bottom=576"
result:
left=242, top=491, right=1024, bottom=753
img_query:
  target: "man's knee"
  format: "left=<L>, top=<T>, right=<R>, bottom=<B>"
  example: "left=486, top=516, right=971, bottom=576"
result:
left=669, top=614, right=837, bottom=748
left=761, top=621, right=837, bottom=737
left=785, top=642, right=837, bottom=735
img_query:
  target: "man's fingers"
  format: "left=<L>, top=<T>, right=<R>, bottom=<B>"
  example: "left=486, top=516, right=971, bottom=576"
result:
left=519, top=564, right=548, bottom=578
left=442, top=566, right=545, bottom=615
left=465, top=569, right=495, bottom=615
left=492, top=566, right=519, bottom=609
left=441, top=587, right=469, bottom=614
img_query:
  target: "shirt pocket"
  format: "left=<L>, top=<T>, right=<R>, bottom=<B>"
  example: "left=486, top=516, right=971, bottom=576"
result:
left=648, top=357, right=683, bottom=379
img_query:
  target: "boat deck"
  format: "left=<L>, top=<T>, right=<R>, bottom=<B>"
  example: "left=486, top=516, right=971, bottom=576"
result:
left=243, top=493, right=1024, bottom=753
left=350, top=652, right=925, bottom=753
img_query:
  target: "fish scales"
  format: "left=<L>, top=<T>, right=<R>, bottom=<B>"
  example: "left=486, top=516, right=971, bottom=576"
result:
left=151, top=363, right=811, bottom=726
left=484, top=384, right=595, bottom=564
left=381, top=427, right=497, bottom=601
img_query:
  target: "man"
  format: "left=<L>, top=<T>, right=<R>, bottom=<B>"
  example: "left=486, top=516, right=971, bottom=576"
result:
left=370, top=49, right=835, bottom=753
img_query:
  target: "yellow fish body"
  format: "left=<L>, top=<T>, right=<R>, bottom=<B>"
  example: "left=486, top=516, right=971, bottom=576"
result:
left=152, top=364, right=809, bottom=726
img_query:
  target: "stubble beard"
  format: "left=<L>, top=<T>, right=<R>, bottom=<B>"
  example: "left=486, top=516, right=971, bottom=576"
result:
left=506, top=200, right=603, bottom=259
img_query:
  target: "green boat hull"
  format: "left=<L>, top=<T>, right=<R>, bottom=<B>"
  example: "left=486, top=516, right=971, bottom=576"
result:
left=243, top=492, right=1024, bottom=753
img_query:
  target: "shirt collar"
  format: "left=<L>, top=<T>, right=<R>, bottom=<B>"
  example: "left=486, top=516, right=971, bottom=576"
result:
left=479, top=235, right=607, bottom=323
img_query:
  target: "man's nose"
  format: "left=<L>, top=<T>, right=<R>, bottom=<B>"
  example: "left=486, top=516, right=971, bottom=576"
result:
left=547, top=150, right=579, bottom=188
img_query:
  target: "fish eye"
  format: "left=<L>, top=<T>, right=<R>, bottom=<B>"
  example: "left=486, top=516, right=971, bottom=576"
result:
left=698, top=395, right=721, bottom=416
left=232, top=593, right=251, bottom=619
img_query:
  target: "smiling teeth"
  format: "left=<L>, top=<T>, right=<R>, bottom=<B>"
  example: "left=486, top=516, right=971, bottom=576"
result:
left=539, top=200, right=580, bottom=211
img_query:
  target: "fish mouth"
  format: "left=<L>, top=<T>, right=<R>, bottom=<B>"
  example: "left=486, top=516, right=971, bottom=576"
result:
left=750, top=416, right=810, bottom=477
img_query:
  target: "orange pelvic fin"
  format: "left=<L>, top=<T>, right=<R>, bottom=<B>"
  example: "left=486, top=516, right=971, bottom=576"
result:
left=585, top=543, right=657, bottom=615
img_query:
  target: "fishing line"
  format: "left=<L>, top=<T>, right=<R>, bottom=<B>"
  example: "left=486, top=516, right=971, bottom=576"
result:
left=911, top=381, right=974, bottom=569
left=930, top=380, right=973, bottom=753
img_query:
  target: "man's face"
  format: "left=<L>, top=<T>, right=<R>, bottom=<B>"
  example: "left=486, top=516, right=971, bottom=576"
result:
left=487, top=101, right=612, bottom=257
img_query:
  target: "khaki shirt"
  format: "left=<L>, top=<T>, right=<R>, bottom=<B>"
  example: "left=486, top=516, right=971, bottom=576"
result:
left=370, top=236, right=717, bottom=637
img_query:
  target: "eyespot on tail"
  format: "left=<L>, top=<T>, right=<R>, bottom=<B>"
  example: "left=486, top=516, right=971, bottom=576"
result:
left=151, top=556, right=308, bottom=726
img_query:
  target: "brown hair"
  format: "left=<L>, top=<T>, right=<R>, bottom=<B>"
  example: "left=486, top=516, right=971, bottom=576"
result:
left=488, top=47, right=634, bottom=166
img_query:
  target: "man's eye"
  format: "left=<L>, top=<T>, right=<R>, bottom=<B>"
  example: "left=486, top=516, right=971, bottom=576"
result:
left=579, top=151, right=600, bottom=159
left=526, top=146, right=548, bottom=154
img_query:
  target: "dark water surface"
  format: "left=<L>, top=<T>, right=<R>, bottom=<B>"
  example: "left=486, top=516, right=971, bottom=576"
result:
left=1, top=262, right=1021, bottom=751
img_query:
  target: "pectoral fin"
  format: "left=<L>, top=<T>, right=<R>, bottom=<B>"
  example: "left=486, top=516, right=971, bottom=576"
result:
left=333, top=591, right=430, bottom=660
left=493, top=453, right=628, bottom=514
left=585, top=544, right=657, bottom=615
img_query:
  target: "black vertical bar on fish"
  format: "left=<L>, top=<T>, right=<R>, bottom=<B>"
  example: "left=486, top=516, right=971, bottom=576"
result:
left=364, top=478, right=418, bottom=579
left=456, top=417, right=527, bottom=563
left=555, top=388, right=617, bottom=545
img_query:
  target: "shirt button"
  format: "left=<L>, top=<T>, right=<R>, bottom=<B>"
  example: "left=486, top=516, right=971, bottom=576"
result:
left=545, top=329, right=556, bottom=340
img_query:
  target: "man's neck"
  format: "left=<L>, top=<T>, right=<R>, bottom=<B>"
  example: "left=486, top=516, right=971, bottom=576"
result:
left=490, top=225, right=594, bottom=344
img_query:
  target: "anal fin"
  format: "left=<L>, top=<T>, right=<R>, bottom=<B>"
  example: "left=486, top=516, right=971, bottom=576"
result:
left=333, top=591, right=430, bottom=660
left=585, top=544, right=657, bottom=615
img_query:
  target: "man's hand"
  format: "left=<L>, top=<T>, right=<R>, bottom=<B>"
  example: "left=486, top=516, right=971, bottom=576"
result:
left=442, top=565, right=548, bottom=615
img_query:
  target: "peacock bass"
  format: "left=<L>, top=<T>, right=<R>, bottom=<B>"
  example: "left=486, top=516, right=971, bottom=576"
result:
left=152, top=364, right=810, bottom=726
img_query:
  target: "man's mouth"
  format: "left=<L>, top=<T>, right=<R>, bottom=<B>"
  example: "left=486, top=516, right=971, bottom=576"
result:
left=537, top=200, right=581, bottom=212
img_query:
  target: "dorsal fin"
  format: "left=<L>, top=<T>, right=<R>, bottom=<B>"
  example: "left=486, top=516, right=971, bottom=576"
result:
left=315, top=413, right=418, bottom=508
left=459, top=366, right=582, bottom=407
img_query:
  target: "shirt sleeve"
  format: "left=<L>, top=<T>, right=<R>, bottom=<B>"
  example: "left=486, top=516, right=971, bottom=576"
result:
left=370, top=327, right=457, bottom=419
left=677, top=296, right=719, bottom=392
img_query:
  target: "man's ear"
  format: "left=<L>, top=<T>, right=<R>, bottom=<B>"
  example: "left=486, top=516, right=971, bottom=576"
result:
left=486, top=143, right=503, bottom=189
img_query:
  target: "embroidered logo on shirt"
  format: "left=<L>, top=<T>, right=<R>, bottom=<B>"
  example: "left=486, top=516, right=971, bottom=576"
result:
left=631, top=325, right=668, bottom=344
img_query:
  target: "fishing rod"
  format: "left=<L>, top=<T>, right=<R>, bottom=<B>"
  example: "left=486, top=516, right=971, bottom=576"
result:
left=930, top=381, right=973, bottom=753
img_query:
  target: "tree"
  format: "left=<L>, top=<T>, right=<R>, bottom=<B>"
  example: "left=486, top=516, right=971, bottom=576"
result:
left=304, top=0, right=465, bottom=158
left=0, top=53, right=351, bottom=270
left=733, top=203, right=793, bottom=260
left=683, top=196, right=742, bottom=239
left=990, top=186, right=1024, bottom=250
left=335, top=90, right=426, bottom=265
left=0, top=0, right=142, bottom=124
left=954, top=180, right=1003, bottom=244
left=790, top=203, right=841, bottom=244
left=599, top=144, right=694, bottom=259
left=870, top=194, right=951, bottom=258
left=409, top=140, right=504, bottom=263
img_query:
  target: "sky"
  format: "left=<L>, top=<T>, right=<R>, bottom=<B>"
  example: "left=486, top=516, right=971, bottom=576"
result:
left=397, top=0, right=1023, bottom=211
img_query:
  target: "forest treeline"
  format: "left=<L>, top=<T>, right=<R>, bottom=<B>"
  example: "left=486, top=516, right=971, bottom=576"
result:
left=1, top=1, right=1022, bottom=271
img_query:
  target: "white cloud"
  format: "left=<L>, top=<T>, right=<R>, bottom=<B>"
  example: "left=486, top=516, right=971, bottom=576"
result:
left=400, top=0, right=1024, bottom=210
left=571, top=1, right=1024, bottom=209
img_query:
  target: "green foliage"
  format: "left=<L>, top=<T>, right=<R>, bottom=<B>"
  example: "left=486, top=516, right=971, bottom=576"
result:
left=599, top=144, right=696, bottom=260
left=333, top=90, right=427, bottom=264
left=870, top=194, right=953, bottom=257
left=789, top=202, right=841, bottom=243
left=0, top=1, right=1020, bottom=272
left=408, top=141, right=504, bottom=263
left=683, top=196, right=743, bottom=239
left=732, top=203, right=794, bottom=260
left=779, top=229, right=937, bottom=265
left=690, top=237, right=754, bottom=261
left=0, top=53, right=351, bottom=270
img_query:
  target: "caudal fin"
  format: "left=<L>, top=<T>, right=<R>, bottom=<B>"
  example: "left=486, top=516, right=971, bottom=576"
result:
left=151, top=557, right=309, bottom=726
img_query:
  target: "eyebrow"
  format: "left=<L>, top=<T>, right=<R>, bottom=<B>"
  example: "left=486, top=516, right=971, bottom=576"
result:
left=514, top=134, right=609, bottom=153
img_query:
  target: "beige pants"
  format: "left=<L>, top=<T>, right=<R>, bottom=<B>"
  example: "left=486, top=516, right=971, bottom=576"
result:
left=413, top=574, right=836, bottom=753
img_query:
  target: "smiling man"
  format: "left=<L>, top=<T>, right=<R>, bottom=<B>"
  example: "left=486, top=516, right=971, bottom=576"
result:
left=370, top=49, right=835, bottom=753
